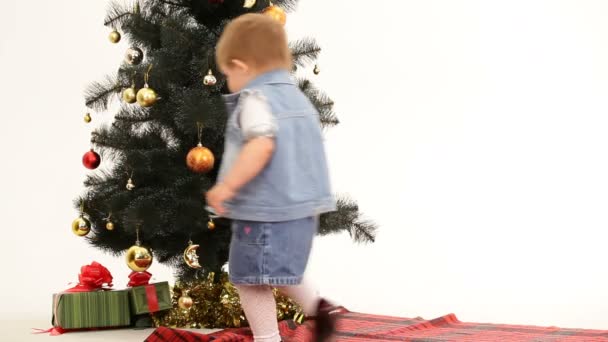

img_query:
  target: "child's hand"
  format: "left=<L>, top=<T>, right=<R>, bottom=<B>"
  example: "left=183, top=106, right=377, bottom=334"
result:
left=205, top=183, right=236, bottom=216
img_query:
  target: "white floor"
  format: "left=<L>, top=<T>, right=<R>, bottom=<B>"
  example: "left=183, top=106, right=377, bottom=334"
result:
left=2, top=316, right=220, bottom=342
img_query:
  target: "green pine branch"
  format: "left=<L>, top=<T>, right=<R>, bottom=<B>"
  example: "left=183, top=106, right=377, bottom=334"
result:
left=104, top=1, right=137, bottom=28
left=91, top=125, right=167, bottom=151
left=298, top=78, right=339, bottom=128
left=290, top=38, right=321, bottom=67
left=272, top=0, right=298, bottom=12
left=114, top=106, right=155, bottom=123
left=85, top=76, right=127, bottom=111
left=156, top=0, right=188, bottom=7
left=319, top=197, right=377, bottom=243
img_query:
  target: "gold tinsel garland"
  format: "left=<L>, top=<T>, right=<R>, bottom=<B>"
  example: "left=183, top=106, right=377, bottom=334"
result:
left=152, top=272, right=304, bottom=329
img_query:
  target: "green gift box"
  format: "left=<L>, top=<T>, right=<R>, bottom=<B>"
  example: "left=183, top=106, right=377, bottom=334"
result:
left=52, top=290, right=131, bottom=329
left=129, top=282, right=172, bottom=315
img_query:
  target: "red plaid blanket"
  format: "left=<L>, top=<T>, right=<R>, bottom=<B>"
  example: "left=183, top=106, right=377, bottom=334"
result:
left=146, top=309, right=608, bottom=341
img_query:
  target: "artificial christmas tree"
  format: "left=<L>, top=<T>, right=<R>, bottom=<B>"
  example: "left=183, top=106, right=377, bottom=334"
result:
left=75, top=0, right=375, bottom=328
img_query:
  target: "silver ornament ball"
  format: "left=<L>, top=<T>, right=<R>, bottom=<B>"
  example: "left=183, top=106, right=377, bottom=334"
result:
left=125, top=47, right=144, bottom=65
left=203, top=70, right=217, bottom=86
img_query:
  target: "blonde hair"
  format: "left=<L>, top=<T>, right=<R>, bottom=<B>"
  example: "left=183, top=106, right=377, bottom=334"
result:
left=216, top=13, right=292, bottom=71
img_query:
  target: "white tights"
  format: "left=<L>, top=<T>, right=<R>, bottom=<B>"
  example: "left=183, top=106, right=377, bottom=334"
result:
left=235, top=281, right=319, bottom=342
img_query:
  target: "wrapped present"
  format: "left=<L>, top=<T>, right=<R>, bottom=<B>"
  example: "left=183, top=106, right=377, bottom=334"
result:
left=51, top=262, right=131, bottom=330
left=52, top=291, right=130, bottom=329
left=127, top=271, right=172, bottom=315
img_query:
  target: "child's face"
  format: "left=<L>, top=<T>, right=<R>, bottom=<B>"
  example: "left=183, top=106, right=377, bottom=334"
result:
left=221, top=59, right=254, bottom=93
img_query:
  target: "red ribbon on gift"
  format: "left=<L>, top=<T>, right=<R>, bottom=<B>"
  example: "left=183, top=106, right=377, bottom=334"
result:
left=32, top=327, right=68, bottom=336
left=127, top=271, right=160, bottom=312
left=145, top=284, right=160, bottom=312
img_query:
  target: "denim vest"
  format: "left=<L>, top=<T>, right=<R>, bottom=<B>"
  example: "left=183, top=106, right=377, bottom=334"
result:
left=216, top=69, right=336, bottom=222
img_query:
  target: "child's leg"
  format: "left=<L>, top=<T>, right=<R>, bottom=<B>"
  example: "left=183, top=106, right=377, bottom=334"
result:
left=276, top=279, right=319, bottom=316
left=234, top=284, right=281, bottom=342
left=278, top=280, right=337, bottom=342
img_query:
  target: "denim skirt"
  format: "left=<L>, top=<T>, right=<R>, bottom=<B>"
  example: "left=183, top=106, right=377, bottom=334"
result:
left=228, top=216, right=316, bottom=285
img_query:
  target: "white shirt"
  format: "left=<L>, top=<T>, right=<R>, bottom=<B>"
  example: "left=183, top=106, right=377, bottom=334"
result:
left=238, top=91, right=278, bottom=141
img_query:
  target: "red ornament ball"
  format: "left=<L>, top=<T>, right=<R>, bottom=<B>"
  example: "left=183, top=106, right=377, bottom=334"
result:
left=82, top=149, right=101, bottom=169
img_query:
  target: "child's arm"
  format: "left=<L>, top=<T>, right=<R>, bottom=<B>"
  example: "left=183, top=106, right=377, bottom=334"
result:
left=206, top=92, right=277, bottom=215
left=206, top=137, right=274, bottom=215
left=222, top=136, right=275, bottom=191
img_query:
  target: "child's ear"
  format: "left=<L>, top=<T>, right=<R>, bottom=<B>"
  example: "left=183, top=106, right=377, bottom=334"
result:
left=231, top=59, right=250, bottom=73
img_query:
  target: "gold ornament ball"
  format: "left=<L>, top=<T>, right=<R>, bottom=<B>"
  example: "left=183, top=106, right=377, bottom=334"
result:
left=109, top=30, right=121, bottom=43
left=263, top=5, right=286, bottom=26
left=72, top=216, right=91, bottom=237
left=106, top=221, right=115, bottom=231
left=84, top=113, right=92, bottom=123
left=125, top=244, right=153, bottom=272
left=313, top=64, right=320, bottom=75
left=122, top=87, right=137, bottom=104
left=178, top=294, right=194, bottom=310
left=186, top=144, right=215, bottom=173
left=136, top=87, right=158, bottom=107
left=207, top=220, right=216, bottom=230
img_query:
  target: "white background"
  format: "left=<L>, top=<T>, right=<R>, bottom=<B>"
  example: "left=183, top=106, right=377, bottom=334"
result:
left=2, top=0, right=608, bottom=332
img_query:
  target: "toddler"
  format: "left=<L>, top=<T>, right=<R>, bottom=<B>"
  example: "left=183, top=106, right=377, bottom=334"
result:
left=206, top=13, right=336, bottom=342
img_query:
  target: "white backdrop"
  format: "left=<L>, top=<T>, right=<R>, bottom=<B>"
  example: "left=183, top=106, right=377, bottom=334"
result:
left=2, top=0, right=608, bottom=330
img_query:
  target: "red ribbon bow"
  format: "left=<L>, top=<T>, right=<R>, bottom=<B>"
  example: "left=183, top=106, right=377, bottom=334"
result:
left=127, top=271, right=152, bottom=287
left=34, top=262, right=114, bottom=335
left=68, top=261, right=113, bottom=292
